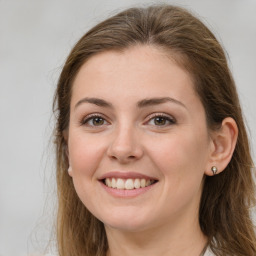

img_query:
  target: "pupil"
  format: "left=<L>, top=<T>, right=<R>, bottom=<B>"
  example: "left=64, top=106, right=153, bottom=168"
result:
left=93, top=117, right=104, bottom=125
left=155, top=117, right=166, bottom=125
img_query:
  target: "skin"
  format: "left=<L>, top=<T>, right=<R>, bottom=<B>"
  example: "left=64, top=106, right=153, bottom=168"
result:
left=66, top=45, right=238, bottom=256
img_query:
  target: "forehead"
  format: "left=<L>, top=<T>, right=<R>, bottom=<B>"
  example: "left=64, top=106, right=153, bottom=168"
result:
left=71, top=45, right=197, bottom=101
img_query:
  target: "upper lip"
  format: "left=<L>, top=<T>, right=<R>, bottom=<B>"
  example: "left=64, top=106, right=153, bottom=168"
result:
left=98, top=171, right=158, bottom=180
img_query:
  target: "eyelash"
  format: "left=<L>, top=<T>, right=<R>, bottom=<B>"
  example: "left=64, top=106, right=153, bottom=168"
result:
left=145, top=113, right=176, bottom=127
left=80, top=113, right=109, bottom=127
left=80, top=113, right=176, bottom=128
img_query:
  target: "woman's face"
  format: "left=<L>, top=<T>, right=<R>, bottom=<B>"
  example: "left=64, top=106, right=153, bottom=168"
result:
left=67, top=45, right=213, bottom=232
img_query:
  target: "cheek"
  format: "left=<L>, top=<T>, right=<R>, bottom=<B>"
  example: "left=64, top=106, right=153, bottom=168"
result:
left=68, top=133, right=107, bottom=211
left=68, top=132, right=106, bottom=178
left=147, top=129, right=209, bottom=213
left=148, top=127, right=209, bottom=181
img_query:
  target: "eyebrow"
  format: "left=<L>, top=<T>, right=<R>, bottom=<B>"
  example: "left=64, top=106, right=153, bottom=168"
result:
left=74, top=96, right=186, bottom=109
left=74, top=97, right=113, bottom=109
left=137, top=97, right=187, bottom=109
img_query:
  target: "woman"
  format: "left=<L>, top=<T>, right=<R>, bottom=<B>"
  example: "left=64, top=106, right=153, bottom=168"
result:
left=53, top=4, right=256, bottom=256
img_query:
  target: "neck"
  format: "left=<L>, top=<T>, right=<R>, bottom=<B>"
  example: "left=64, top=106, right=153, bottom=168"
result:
left=105, top=216, right=207, bottom=256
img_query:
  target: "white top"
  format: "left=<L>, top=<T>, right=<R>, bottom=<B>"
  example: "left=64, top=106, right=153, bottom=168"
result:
left=204, top=247, right=215, bottom=256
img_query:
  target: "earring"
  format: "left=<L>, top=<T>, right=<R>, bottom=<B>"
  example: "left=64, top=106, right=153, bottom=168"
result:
left=211, top=166, right=218, bottom=175
left=68, top=166, right=72, bottom=174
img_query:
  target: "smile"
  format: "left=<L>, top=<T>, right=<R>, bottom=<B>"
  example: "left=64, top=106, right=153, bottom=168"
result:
left=104, top=178, right=156, bottom=190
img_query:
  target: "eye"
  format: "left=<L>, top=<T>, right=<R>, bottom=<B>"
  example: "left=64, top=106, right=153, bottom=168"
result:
left=147, top=114, right=176, bottom=127
left=81, top=114, right=108, bottom=127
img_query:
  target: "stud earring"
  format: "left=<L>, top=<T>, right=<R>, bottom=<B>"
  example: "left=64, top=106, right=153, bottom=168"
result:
left=211, top=166, right=218, bottom=175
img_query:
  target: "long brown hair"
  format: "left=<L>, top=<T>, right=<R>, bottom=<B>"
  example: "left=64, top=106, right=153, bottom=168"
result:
left=53, top=5, right=256, bottom=256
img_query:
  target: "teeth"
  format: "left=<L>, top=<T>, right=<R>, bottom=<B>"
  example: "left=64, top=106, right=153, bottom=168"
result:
left=134, top=179, right=140, bottom=189
left=111, top=178, right=117, bottom=188
left=106, top=178, right=112, bottom=187
left=125, top=179, right=134, bottom=190
left=116, top=178, right=125, bottom=189
left=140, top=178, right=146, bottom=188
left=146, top=180, right=151, bottom=186
left=104, top=178, right=155, bottom=189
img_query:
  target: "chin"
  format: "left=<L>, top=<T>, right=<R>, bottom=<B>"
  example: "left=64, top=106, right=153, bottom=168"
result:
left=105, top=220, right=149, bottom=233
left=98, top=209, right=155, bottom=232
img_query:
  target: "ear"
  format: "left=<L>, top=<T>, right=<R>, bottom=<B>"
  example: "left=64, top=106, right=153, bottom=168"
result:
left=68, top=166, right=73, bottom=177
left=205, top=117, right=238, bottom=176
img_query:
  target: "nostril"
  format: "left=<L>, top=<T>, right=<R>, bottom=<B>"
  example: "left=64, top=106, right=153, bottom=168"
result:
left=110, top=154, right=136, bottom=162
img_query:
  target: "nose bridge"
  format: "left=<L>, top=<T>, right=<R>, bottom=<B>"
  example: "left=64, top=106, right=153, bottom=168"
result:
left=107, top=120, right=143, bottom=162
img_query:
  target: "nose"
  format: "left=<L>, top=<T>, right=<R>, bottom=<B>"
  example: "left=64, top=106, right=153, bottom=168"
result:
left=107, top=125, right=143, bottom=163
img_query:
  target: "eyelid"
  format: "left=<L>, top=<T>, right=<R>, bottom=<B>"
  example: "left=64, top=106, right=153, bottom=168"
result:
left=79, top=112, right=176, bottom=127
left=144, top=112, right=176, bottom=125
left=80, top=113, right=110, bottom=126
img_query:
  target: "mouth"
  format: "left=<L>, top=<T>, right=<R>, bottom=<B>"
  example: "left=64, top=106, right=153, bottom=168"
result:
left=101, top=178, right=158, bottom=190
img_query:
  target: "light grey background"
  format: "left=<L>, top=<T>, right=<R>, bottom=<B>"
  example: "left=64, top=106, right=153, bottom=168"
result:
left=1, top=0, right=255, bottom=255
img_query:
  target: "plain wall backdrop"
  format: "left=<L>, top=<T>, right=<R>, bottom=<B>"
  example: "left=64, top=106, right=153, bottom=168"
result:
left=1, top=0, right=256, bottom=255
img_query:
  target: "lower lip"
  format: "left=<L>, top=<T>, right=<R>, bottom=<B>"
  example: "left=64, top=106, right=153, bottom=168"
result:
left=100, top=181, right=157, bottom=198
